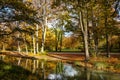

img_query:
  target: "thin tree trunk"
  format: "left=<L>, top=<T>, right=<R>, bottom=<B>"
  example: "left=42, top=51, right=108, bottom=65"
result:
left=104, top=0, right=110, bottom=57
left=30, top=35, right=33, bottom=53
left=2, top=43, right=5, bottom=51
left=18, top=34, right=21, bottom=53
left=94, top=36, right=99, bottom=56
left=59, top=32, right=63, bottom=52
left=119, top=36, right=120, bottom=52
left=84, top=31, right=89, bottom=61
left=32, top=35, right=36, bottom=54
left=24, top=34, right=28, bottom=54
left=105, top=16, right=110, bottom=57
left=55, top=30, right=58, bottom=51
left=25, top=43, right=28, bottom=54
left=41, top=0, right=47, bottom=53
left=106, top=34, right=110, bottom=57
left=16, top=21, right=21, bottom=52
left=41, top=23, right=46, bottom=53
left=36, top=24, right=39, bottom=53
left=79, top=11, right=89, bottom=61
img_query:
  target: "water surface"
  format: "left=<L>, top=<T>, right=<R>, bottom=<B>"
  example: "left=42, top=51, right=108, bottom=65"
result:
left=0, top=55, right=120, bottom=80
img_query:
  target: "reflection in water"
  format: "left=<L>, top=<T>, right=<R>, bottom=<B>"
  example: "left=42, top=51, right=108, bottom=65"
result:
left=48, top=74, right=62, bottom=80
left=41, top=60, right=46, bottom=79
left=84, top=62, right=90, bottom=80
left=0, top=55, right=120, bottom=80
left=17, top=58, right=21, bottom=65
left=0, top=55, right=5, bottom=60
left=48, top=62, right=79, bottom=80
left=63, top=64, right=78, bottom=77
left=25, top=59, right=28, bottom=68
left=48, top=61, right=63, bottom=80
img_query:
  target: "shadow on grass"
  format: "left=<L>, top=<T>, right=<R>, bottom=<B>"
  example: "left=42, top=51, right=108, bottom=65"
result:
left=0, top=60, right=39, bottom=80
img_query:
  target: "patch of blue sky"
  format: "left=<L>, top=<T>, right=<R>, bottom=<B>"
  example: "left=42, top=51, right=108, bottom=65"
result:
left=64, top=32, right=73, bottom=37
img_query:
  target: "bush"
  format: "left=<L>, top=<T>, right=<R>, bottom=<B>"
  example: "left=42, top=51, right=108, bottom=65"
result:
left=114, top=64, right=120, bottom=69
left=94, top=62, right=108, bottom=70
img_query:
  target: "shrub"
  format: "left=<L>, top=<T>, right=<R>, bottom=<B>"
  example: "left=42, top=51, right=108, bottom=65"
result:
left=94, top=62, right=108, bottom=70
left=114, top=64, right=120, bottom=69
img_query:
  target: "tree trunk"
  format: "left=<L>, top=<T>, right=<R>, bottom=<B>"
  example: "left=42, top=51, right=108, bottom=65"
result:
left=59, top=32, right=63, bottom=52
left=55, top=30, right=58, bottom=51
left=30, top=35, right=33, bottom=53
left=16, top=21, right=21, bottom=52
left=41, top=0, right=47, bottom=53
left=79, top=11, right=89, bottom=61
left=18, top=34, right=21, bottom=53
left=106, top=34, right=110, bottom=57
left=104, top=0, right=110, bottom=57
left=94, top=36, right=99, bottom=56
left=36, top=24, right=39, bottom=53
left=25, top=42, right=28, bottom=54
left=41, top=22, right=47, bottom=53
left=24, top=34, right=28, bottom=54
left=83, top=29, right=89, bottom=61
left=2, top=43, right=5, bottom=51
left=32, top=35, right=36, bottom=54
left=119, top=36, right=120, bottom=52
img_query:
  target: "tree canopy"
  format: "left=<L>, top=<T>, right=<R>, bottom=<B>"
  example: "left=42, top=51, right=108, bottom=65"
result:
left=0, top=0, right=37, bottom=23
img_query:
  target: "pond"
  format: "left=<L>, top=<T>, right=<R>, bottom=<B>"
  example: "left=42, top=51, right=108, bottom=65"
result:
left=0, top=55, right=120, bottom=80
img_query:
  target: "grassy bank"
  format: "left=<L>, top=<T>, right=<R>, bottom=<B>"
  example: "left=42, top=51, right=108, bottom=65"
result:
left=74, top=56, right=120, bottom=73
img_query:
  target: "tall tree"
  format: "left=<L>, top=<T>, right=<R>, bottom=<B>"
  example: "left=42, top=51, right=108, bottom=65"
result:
left=52, top=0, right=90, bottom=60
left=31, top=0, right=51, bottom=53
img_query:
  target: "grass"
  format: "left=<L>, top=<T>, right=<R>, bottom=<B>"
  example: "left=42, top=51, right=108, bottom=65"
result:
left=73, top=55, right=120, bottom=74
left=49, top=48, right=120, bottom=54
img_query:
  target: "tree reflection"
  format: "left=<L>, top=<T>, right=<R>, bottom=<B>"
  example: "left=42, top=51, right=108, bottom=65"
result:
left=0, top=55, right=120, bottom=80
left=25, top=59, right=28, bottom=68
left=17, top=58, right=21, bottom=65
left=0, top=55, right=5, bottom=60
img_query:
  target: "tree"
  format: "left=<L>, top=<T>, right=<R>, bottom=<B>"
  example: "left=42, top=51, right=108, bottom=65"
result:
left=31, top=0, right=51, bottom=53
left=52, top=0, right=90, bottom=60
left=51, top=18, right=65, bottom=51
left=98, top=0, right=117, bottom=57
